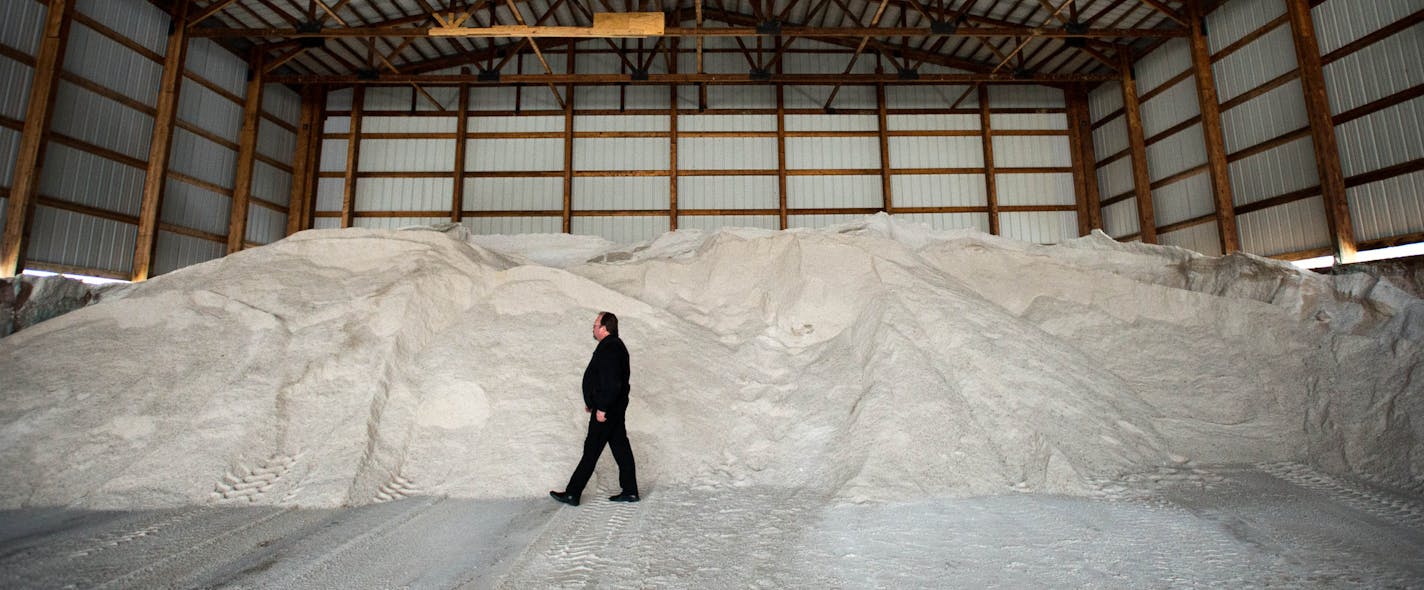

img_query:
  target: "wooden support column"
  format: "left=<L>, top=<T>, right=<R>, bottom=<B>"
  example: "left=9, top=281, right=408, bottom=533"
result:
left=341, top=85, right=365, bottom=228
left=1187, top=0, right=1241, bottom=254
left=2, top=0, right=73, bottom=278
left=452, top=78, right=470, bottom=222
left=1286, top=0, right=1356, bottom=263
left=669, top=39, right=679, bottom=231
left=562, top=44, right=575, bottom=234
left=1066, top=84, right=1102, bottom=235
left=978, top=84, right=999, bottom=235
left=132, top=0, right=190, bottom=281
left=776, top=83, right=788, bottom=230
left=1120, top=55, right=1157, bottom=243
left=876, top=82, right=893, bottom=213
left=303, top=87, right=327, bottom=232
left=287, top=85, right=324, bottom=236
left=227, top=54, right=264, bottom=254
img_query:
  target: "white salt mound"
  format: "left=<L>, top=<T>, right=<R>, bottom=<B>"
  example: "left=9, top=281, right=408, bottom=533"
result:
left=0, top=214, right=1419, bottom=509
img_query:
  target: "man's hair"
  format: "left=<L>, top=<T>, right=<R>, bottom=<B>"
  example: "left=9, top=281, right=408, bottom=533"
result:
left=599, top=311, right=619, bottom=337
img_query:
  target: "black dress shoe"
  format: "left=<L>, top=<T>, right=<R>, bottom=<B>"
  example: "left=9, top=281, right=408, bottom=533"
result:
left=608, top=492, right=640, bottom=503
left=549, top=491, right=579, bottom=506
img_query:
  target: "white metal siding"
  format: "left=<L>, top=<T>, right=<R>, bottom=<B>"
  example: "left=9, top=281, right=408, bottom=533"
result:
left=786, top=136, right=880, bottom=169
left=359, top=139, right=456, bottom=172
left=353, top=217, right=449, bottom=230
left=996, top=173, right=1074, bottom=206
left=892, top=212, right=990, bottom=233
left=1322, top=22, right=1424, bottom=115
left=245, top=205, right=287, bottom=245
left=471, top=115, right=563, bottom=133
left=64, top=21, right=161, bottom=106
left=1140, top=78, right=1201, bottom=137
left=360, top=116, right=458, bottom=134
left=1159, top=222, right=1223, bottom=256
left=1000, top=211, right=1078, bottom=244
left=787, top=213, right=869, bottom=230
left=1092, top=117, right=1130, bottom=160
left=986, top=85, right=1063, bottom=108
left=1313, top=0, right=1420, bottom=54
left=1144, top=126, right=1207, bottom=182
left=313, top=217, right=340, bottom=230
left=251, top=161, right=291, bottom=206
left=1228, top=135, right=1319, bottom=206
left=886, top=114, right=978, bottom=131
left=26, top=205, right=136, bottom=274
left=676, top=215, right=779, bottom=232
left=678, top=114, right=775, bottom=132
left=678, top=137, right=777, bottom=170
left=1152, top=171, right=1216, bottom=227
left=1089, top=82, right=1123, bottom=121
left=0, top=127, right=19, bottom=187
left=177, top=82, right=242, bottom=140
left=784, top=114, right=878, bottom=132
left=1335, top=97, right=1424, bottom=177
left=677, top=176, right=778, bottom=209
left=76, top=0, right=168, bottom=56
left=159, top=181, right=228, bottom=236
left=0, top=57, right=34, bottom=121
left=1134, top=38, right=1192, bottom=96
left=257, top=119, right=294, bottom=162
left=152, top=231, right=222, bottom=276
left=573, top=138, right=669, bottom=170
left=783, top=85, right=877, bottom=110
left=1097, top=157, right=1134, bottom=201
left=787, top=175, right=882, bottom=209
left=890, top=175, right=986, bottom=208
left=470, top=86, right=517, bottom=111
left=315, top=177, right=344, bottom=211
left=1212, top=25, right=1298, bottom=104
left=469, top=138, right=564, bottom=171
left=355, top=178, right=453, bottom=211
left=184, top=38, right=245, bottom=95
left=575, top=115, right=669, bottom=132
left=319, top=138, right=349, bottom=172
left=989, top=113, right=1067, bottom=130
left=1, top=0, right=46, bottom=55
left=887, top=86, right=974, bottom=109
left=1238, top=194, right=1330, bottom=256
left=888, top=136, right=983, bottom=168
left=572, top=216, right=669, bottom=243
left=1349, top=168, right=1424, bottom=242
left=1102, top=198, right=1141, bottom=237
left=1219, top=78, right=1309, bottom=152
left=706, top=85, right=776, bottom=109
left=36, top=143, right=144, bottom=216
left=462, top=216, right=562, bottom=235
left=170, top=127, right=237, bottom=189
left=51, top=80, right=153, bottom=160
left=992, top=136, right=1070, bottom=168
left=262, top=84, right=300, bottom=124
left=575, top=85, right=667, bottom=110
left=573, top=177, right=669, bottom=210
left=466, top=178, right=564, bottom=211
left=1205, top=0, right=1286, bottom=53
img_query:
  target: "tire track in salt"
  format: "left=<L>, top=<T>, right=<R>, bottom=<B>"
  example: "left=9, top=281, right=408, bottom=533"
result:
left=1257, top=462, right=1424, bottom=531
left=496, top=498, right=641, bottom=589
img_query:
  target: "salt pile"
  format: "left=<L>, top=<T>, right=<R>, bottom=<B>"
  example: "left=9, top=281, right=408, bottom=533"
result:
left=0, top=214, right=1419, bottom=509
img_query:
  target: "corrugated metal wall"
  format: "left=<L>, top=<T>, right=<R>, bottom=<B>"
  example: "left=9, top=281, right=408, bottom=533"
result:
left=0, top=0, right=297, bottom=278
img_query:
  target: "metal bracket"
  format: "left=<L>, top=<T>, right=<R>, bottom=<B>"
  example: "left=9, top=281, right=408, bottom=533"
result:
left=757, top=20, right=782, bottom=35
left=749, top=67, right=772, bottom=81
left=478, top=69, right=500, bottom=82
left=630, top=68, right=649, bottom=81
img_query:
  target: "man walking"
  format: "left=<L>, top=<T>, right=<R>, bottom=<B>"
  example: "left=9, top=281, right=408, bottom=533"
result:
left=550, top=311, right=639, bottom=506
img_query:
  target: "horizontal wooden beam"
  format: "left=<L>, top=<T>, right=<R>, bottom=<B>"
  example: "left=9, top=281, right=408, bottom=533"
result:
left=194, top=25, right=1188, bottom=40
left=271, top=72, right=1119, bottom=85
left=431, top=12, right=664, bottom=37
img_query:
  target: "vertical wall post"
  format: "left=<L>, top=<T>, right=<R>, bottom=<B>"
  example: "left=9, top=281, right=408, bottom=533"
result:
left=877, top=82, right=893, bottom=214
left=1, top=0, right=73, bottom=277
left=669, top=39, right=679, bottom=231
left=227, top=53, right=264, bottom=254
left=341, top=85, right=364, bottom=228
left=1120, top=54, right=1157, bottom=243
left=1066, top=84, right=1103, bottom=235
left=776, top=83, right=788, bottom=230
left=562, top=44, right=575, bottom=234
left=1285, top=0, right=1356, bottom=263
left=132, top=0, right=191, bottom=281
left=978, top=84, right=999, bottom=235
left=452, top=76, right=470, bottom=223
left=1187, top=0, right=1241, bottom=254
left=287, top=85, right=323, bottom=236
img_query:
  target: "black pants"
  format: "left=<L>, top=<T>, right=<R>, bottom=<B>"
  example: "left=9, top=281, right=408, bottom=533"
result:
left=565, top=412, right=638, bottom=499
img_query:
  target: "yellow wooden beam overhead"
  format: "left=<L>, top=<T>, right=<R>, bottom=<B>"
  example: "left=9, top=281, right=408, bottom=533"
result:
left=429, top=12, right=663, bottom=38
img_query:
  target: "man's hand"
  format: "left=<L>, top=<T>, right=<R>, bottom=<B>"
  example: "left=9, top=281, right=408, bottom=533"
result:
left=595, top=410, right=607, bottom=423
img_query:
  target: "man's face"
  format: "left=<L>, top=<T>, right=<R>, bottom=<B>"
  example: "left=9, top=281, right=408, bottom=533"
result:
left=592, top=314, right=608, bottom=341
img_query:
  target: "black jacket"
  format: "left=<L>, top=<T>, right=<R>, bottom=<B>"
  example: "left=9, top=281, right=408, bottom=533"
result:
left=582, top=335, right=631, bottom=414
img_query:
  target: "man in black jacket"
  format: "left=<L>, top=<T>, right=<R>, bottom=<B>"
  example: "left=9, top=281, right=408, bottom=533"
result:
left=550, top=311, right=639, bottom=506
